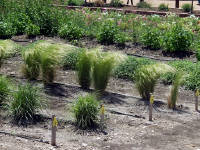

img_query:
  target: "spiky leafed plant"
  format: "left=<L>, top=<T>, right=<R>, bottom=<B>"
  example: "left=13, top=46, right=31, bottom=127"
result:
left=77, top=49, right=92, bottom=89
left=0, top=76, right=11, bottom=106
left=0, top=46, right=5, bottom=67
left=40, top=46, right=58, bottom=84
left=168, top=71, right=185, bottom=109
left=135, top=63, right=174, bottom=100
left=22, top=49, right=41, bottom=80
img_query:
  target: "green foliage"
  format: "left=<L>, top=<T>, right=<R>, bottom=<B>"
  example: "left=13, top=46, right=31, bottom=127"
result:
left=59, top=23, right=84, bottom=41
left=114, top=32, right=127, bottom=46
left=9, top=84, right=44, bottom=124
left=0, top=76, right=11, bottom=106
left=25, top=24, right=40, bottom=38
left=109, top=0, right=123, bottom=7
left=136, top=2, right=151, bottom=8
left=0, top=40, right=20, bottom=58
left=67, top=0, right=84, bottom=6
left=72, top=94, right=99, bottom=129
left=158, top=3, right=169, bottom=11
left=114, top=56, right=154, bottom=80
left=162, top=24, right=193, bottom=52
left=0, top=21, right=16, bottom=39
left=77, top=50, right=92, bottom=89
left=196, top=48, right=200, bottom=61
left=135, top=63, right=174, bottom=100
left=140, top=25, right=161, bottom=49
left=97, top=21, right=119, bottom=45
left=22, top=49, right=41, bottom=80
left=182, top=4, right=192, bottom=12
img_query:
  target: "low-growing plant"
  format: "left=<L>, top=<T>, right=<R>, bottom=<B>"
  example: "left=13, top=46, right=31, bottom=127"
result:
left=158, top=3, right=169, bottom=11
left=140, top=25, right=161, bottom=49
left=136, top=2, right=151, bottom=8
left=196, top=48, right=200, bottom=61
left=59, top=23, right=84, bottom=41
left=135, top=63, right=174, bottom=100
left=114, top=32, right=127, bottom=47
left=182, top=3, right=192, bottom=12
left=0, top=76, right=11, bottom=106
left=97, top=21, right=119, bottom=45
left=25, top=24, right=40, bottom=38
left=72, top=94, right=99, bottom=129
left=0, top=21, right=16, bottom=39
left=67, top=0, right=84, bottom=6
left=109, top=0, right=123, bottom=7
left=162, top=23, right=193, bottom=52
left=77, top=50, right=92, bottom=89
left=9, top=84, right=44, bottom=124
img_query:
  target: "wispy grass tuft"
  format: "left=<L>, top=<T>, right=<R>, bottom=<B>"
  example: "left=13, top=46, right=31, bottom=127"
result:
left=0, top=76, right=11, bottom=106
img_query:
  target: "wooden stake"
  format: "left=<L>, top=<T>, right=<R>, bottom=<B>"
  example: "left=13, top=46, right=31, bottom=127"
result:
left=51, top=115, right=58, bottom=146
left=195, top=89, right=199, bottom=111
left=149, top=94, right=154, bottom=121
left=100, top=104, right=105, bottom=129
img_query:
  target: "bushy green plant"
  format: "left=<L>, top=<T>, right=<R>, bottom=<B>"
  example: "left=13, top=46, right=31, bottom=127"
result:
left=0, top=76, right=11, bottom=106
left=182, top=4, right=192, bottom=12
left=140, top=25, right=161, bottom=49
left=114, top=56, right=154, bottom=80
left=72, top=94, right=99, bottom=129
left=109, top=0, right=123, bottom=7
left=196, top=48, right=200, bottom=61
left=97, top=21, right=119, bottom=45
left=59, top=23, right=84, bottom=41
left=136, top=2, right=151, bottom=8
left=22, top=50, right=41, bottom=80
left=158, top=3, right=169, bottom=11
left=25, top=24, right=40, bottom=38
left=67, top=0, right=84, bottom=6
left=0, top=40, right=20, bottom=58
left=9, top=84, right=44, bottom=124
left=0, top=21, right=16, bottom=39
left=162, top=23, right=193, bottom=52
left=114, top=32, right=127, bottom=47
left=77, top=50, right=92, bottom=89
left=135, top=63, right=174, bottom=100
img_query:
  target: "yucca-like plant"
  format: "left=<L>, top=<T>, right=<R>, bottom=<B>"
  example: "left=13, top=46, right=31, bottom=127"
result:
left=77, top=50, right=92, bottom=89
left=40, top=46, right=58, bottom=84
left=0, top=76, right=11, bottom=106
left=22, top=49, right=41, bottom=80
left=73, top=94, right=99, bottom=129
left=135, top=63, right=174, bottom=100
left=168, top=71, right=185, bottom=109
left=9, top=84, right=44, bottom=124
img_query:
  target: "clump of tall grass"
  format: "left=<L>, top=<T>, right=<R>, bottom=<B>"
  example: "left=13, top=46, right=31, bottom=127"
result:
left=77, top=50, right=92, bottom=89
left=0, top=40, right=20, bottom=58
left=0, top=76, right=11, bottom=106
left=168, top=71, right=185, bottom=109
left=72, top=94, right=99, bottom=129
left=135, top=63, right=174, bottom=100
left=9, top=84, right=44, bottom=124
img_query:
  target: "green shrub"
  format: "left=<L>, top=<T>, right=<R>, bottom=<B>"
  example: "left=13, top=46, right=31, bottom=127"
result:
left=162, top=24, right=193, bottom=52
left=22, top=49, right=41, bottom=80
left=140, top=25, right=161, bottom=49
left=114, top=32, right=127, bottom=47
left=114, top=56, right=154, bottom=80
left=135, top=63, right=174, bottom=100
left=109, top=0, right=123, bottom=7
left=62, top=49, right=81, bottom=70
left=136, top=2, right=151, bottom=8
left=59, top=23, right=84, bottom=41
left=9, top=84, right=44, bottom=124
left=0, top=21, right=16, bottom=39
left=77, top=50, right=92, bottom=89
left=97, top=21, right=119, bottom=45
left=67, top=0, right=84, bottom=6
left=158, top=3, right=169, bottom=11
left=0, top=76, right=11, bottom=106
left=196, top=48, right=200, bottom=61
left=25, top=24, right=40, bottom=38
left=73, top=94, right=99, bottom=129
left=182, top=4, right=192, bottom=12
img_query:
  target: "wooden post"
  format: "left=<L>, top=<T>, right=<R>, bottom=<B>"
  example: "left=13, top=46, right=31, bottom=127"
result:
left=100, top=104, right=105, bottom=129
left=195, top=89, right=199, bottom=111
left=149, top=94, right=154, bottom=121
left=51, top=115, right=58, bottom=146
left=175, top=0, right=179, bottom=8
left=191, top=0, right=194, bottom=13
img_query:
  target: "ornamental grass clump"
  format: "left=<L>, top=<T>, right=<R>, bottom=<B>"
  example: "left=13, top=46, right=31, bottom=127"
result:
left=9, top=84, right=44, bottom=124
left=77, top=50, right=92, bottom=89
left=73, top=94, right=99, bottom=129
left=168, top=71, right=185, bottom=109
left=135, top=63, right=174, bottom=100
left=0, top=76, right=11, bottom=106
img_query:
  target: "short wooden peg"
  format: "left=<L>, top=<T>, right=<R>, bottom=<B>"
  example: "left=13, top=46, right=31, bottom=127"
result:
left=51, top=115, right=58, bottom=146
left=149, top=94, right=154, bottom=121
left=195, top=89, right=199, bottom=111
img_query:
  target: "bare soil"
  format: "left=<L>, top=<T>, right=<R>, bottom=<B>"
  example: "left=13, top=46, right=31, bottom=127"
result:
left=0, top=38, right=200, bottom=150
